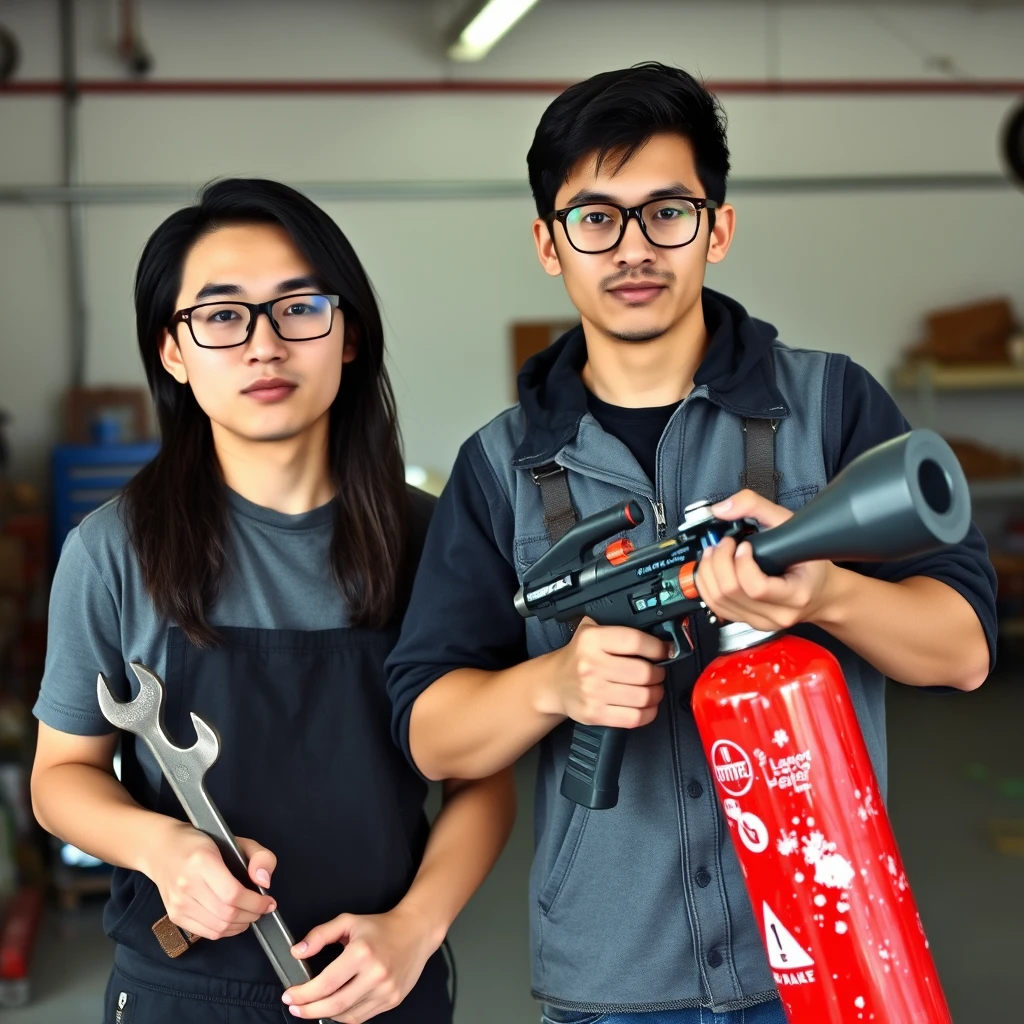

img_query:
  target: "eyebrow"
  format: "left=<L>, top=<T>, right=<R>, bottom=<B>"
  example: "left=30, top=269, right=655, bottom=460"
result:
left=194, top=275, right=322, bottom=302
left=561, top=182, right=698, bottom=207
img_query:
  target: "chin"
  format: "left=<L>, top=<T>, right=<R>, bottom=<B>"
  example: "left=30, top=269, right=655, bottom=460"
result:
left=607, top=323, right=670, bottom=343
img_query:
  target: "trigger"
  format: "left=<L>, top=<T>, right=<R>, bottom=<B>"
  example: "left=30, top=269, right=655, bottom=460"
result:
left=659, top=617, right=695, bottom=664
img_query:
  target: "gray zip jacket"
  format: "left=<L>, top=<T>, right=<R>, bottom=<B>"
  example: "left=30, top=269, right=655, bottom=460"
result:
left=386, top=289, right=997, bottom=1014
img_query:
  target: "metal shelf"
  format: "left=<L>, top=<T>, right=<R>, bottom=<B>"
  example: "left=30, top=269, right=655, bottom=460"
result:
left=891, top=362, right=1024, bottom=392
left=969, top=478, right=1024, bottom=501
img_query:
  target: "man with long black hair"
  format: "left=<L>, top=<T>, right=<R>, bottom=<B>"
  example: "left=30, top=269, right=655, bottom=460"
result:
left=388, top=64, right=997, bottom=1023
left=31, top=179, right=515, bottom=1023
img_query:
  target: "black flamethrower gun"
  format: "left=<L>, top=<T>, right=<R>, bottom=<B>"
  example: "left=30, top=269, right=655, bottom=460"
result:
left=514, top=428, right=970, bottom=810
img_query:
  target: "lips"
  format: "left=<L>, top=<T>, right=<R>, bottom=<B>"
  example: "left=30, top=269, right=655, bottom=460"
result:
left=242, top=378, right=297, bottom=403
left=608, top=281, right=667, bottom=304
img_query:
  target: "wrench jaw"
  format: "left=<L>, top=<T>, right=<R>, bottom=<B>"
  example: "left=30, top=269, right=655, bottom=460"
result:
left=97, top=663, right=165, bottom=734
left=186, top=712, right=221, bottom=777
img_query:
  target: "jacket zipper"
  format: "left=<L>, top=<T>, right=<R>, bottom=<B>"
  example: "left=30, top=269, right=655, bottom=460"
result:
left=649, top=498, right=667, bottom=539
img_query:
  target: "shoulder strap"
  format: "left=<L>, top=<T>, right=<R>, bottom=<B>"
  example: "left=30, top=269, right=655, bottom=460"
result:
left=531, top=463, right=579, bottom=543
left=740, top=418, right=780, bottom=502
left=532, top=412, right=781, bottom=550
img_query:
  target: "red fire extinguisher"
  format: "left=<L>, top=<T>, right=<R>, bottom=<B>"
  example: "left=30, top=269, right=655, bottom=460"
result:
left=517, top=429, right=969, bottom=1024
left=694, top=633, right=950, bottom=1024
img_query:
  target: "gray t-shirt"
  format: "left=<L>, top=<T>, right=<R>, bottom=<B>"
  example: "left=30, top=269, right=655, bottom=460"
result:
left=34, top=489, right=346, bottom=792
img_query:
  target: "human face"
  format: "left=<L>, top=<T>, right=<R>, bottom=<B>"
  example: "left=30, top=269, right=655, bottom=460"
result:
left=533, top=132, right=735, bottom=344
left=160, top=222, right=356, bottom=444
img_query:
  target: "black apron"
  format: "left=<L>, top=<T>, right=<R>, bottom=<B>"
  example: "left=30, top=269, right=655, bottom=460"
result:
left=102, top=624, right=451, bottom=1023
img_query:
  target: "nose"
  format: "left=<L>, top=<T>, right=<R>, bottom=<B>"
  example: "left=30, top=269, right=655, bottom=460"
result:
left=245, top=309, right=289, bottom=363
left=615, top=212, right=656, bottom=268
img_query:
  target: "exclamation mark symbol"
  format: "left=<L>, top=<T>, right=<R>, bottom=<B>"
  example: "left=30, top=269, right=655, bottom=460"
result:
left=770, top=924, right=788, bottom=963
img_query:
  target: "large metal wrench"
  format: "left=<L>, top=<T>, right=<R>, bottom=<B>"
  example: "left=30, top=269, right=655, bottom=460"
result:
left=97, top=662, right=318, bottom=1001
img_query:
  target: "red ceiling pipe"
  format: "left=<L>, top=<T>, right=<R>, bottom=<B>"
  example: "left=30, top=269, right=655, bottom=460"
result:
left=2, top=78, right=1023, bottom=96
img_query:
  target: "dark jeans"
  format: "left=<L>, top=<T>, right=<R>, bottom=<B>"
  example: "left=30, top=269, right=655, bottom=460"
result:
left=540, top=999, right=787, bottom=1024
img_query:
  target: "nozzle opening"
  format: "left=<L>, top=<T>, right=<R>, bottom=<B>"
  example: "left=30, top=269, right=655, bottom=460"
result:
left=918, top=458, right=952, bottom=516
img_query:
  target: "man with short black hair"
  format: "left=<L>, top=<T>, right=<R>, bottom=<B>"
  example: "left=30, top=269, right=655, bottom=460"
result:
left=388, top=63, right=996, bottom=1024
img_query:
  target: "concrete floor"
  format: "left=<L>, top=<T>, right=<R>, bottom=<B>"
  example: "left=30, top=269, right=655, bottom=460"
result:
left=6, top=666, right=1023, bottom=1024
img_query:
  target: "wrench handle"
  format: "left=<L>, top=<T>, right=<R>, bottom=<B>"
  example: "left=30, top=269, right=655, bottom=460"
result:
left=179, top=793, right=313, bottom=990
left=151, top=747, right=313, bottom=990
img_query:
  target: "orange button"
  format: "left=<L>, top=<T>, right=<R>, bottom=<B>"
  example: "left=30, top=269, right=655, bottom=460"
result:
left=677, top=561, right=699, bottom=599
left=605, top=538, right=636, bottom=565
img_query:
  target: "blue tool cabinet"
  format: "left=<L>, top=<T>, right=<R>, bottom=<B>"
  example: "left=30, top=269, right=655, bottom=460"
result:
left=51, top=441, right=160, bottom=558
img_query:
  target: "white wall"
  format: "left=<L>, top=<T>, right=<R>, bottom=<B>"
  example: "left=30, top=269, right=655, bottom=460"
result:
left=1, top=0, right=1023, bottom=487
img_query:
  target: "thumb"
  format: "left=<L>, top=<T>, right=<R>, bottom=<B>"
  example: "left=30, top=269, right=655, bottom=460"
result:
left=293, top=913, right=359, bottom=959
left=712, top=489, right=792, bottom=529
left=236, top=837, right=278, bottom=890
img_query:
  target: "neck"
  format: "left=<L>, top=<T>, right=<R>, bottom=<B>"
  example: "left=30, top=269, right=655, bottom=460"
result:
left=212, top=413, right=335, bottom=515
left=581, top=296, right=708, bottom=408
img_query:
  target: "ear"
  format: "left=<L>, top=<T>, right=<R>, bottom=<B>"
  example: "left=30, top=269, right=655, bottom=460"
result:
left=532, top=218, right=563, bottom=278
left=706, top=203, right=736, bottom=266
left=159, top=329, right=189, bottom=384
left=342, top=322, right=359, bottom=365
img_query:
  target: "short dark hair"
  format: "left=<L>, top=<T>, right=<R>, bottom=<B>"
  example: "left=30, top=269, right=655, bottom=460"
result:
left=527, top=62, right=730, bottom=221
left=123, top=178, right=411, bottom=646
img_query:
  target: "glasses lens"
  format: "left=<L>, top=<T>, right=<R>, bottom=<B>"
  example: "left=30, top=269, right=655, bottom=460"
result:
left=643, top=199, right=700, bottom=247
left=190, top=303, right=252, bottom=348
left=565, top=204, right=623, bottom=252
left=272, top=294, right=334, bottom=340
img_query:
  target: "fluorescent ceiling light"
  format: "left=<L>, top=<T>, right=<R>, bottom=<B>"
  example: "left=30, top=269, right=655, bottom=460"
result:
left=447, top=0, right=542, bottom=62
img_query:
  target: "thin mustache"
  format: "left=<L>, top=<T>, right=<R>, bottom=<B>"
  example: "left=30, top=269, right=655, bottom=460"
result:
left=602, top=271, right=676, bottom=291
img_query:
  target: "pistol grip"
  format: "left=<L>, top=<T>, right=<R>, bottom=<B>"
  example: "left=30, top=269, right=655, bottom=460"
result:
left=561, top=724, right=627, bottom=810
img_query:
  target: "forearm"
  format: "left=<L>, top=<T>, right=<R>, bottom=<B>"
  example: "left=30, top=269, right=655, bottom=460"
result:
left=31, top=762, right=174, bottom=876
left=409, top=657, right=565, bottom=781
left=811, top=569, right=990, bottom=690
left=395, top=771, right=517, bottom=943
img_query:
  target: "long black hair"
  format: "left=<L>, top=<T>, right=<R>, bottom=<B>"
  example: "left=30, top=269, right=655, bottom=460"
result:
left=121, top=178, right=411, bottom=646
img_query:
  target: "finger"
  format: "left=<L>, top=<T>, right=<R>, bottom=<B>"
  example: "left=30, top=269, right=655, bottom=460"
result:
left=237, top=837, right=278, bottom=889
left=575, top=701, right=660, bottom=731
left=172, top=898, right=248, bottom=941
left=587, top=652, right=667, bottom=688
left=196, top=877, right=269, bottom=927
left=695, top=538, right=737, bottom=603
left=602, top=680, right=665, bottom=710
left=289, top=975, right=387, bottom=1022
left=333, top=993, right=391, bottom=1024
left=203, top=861, right=276, bottom=918
left=286, top=940, right=363, bottom=1005
left=733, top=542, right=791, bottom=603
left=292, top=914, right=356, bottom=960
left=298, top=962, right=383, bottom=1020
left=584, top=625, right=672, bottom=662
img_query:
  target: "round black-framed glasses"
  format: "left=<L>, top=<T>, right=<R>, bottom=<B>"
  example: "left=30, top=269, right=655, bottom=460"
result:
left=548, top=196, right=719, bottom=255
left=169, top=292, right=342, bottom=350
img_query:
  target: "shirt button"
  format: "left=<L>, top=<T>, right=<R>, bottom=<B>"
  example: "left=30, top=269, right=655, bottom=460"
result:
left=687, top=780, right=703, bottom=799
left=695, top=867, right=712, bottom=888
left=706, top=949, right=724, bottom=969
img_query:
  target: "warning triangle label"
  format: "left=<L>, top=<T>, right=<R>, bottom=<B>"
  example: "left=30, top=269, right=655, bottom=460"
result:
left=762, top=902, right=815, bottom=970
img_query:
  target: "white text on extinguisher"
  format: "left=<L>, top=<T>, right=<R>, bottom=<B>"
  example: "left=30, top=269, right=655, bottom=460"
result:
left=761, top=750, right=812, bottom=793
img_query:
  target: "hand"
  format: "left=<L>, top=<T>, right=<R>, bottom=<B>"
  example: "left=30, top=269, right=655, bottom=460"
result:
left=697, top=489, right=835, bottom=632
left=543, top=617, right=671, bottom=728
left=282, top=905, right=443, bottom=1022
left=143, top=819, right=277, bottom=941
